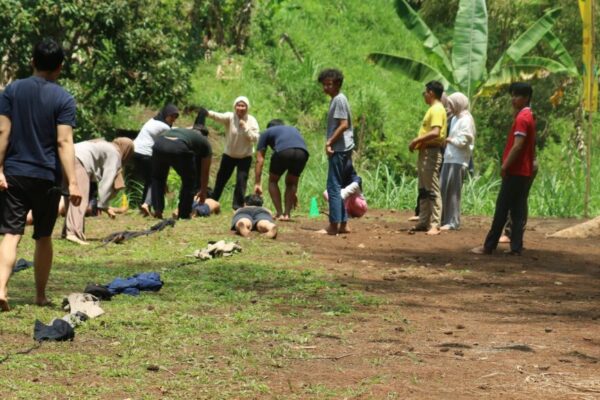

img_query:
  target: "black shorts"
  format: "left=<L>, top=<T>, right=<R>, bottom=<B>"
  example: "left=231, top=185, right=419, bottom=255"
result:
left=269, top=148, right=309, bottom=177
left=0, top=175, right=61, bottom=239
left=231, top=206, right=273, bottom=230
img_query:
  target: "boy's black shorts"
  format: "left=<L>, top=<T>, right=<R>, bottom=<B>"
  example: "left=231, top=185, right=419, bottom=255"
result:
left=269, top=148, right=309, bottom=178
left=0, top=175, right=61, bottom=239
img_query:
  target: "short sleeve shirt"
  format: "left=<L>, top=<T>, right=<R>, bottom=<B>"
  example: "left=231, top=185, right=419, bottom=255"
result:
left=0, top=76, right=76, bottom=182
left=417, top=100, right=447, bottom=148
left=162, top=128, right=212, bottom=158
left=257, top=125, right=308, bottom=154
left=327, top=93, right=354, bottom=152
left=502, top=107, right=536, bottom=177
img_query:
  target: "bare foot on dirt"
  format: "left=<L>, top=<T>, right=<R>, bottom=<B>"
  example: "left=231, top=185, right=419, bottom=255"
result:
left=470, top=246, right=492, bottom=255
left=316, top=228, right=338, bottom=235
left=264, top=226, right=278, bottom=239
left=338, top=223, right=351, bottom=234
left=408, top=215, right=420, bottom=222
left=499, top=235, right=511, bottom=243
left=426, top=227, right=441, bottom=236
left=0, top=298, right=10, bottom=312
left=279, top=215, right=291, bottom=222
left=140, top=204, right=151, bottom=217
left=440, top=224, right=453, bottom=231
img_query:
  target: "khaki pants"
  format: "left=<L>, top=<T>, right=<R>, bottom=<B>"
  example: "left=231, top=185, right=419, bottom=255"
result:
left=416, top=148, right=442, bottom=229
left=64, top=160, right=90, bottom=240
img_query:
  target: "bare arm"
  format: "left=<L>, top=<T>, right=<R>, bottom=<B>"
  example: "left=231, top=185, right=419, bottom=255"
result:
left=0, top=115, right=12, bottom=190
left=325, top=119, right=349, bottom=156
left=56, top=125, right=82, bottom=206
left=196, top=156, right=211, bottom=203
left=501, top=135, right=525, bottom=176
left=254, top=150, right=265, bottom=194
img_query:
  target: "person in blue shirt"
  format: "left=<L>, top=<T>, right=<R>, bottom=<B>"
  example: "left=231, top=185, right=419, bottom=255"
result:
left=254, top=119, right=309, bottom=221
left=0, top=38, right=82, bottom=311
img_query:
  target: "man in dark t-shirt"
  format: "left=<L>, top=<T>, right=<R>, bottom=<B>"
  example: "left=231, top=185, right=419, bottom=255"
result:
left=254, top=119, right=309, bottom=221
left=472, top=82, right=537, bottom=255
left=0, top=38, right=82, bottom=311
left=151, top=119, right=213, bottom=219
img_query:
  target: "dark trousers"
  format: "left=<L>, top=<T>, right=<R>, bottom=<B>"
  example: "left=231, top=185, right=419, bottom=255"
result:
left=504, top=170, right=537, bottom=238
left=151, top=137, right=196, bottom=219
left=484, top=175, right=531, bottom=253
left=212, top=154, right=251, bottom=210
left=133, top=152, right=153, bottom=206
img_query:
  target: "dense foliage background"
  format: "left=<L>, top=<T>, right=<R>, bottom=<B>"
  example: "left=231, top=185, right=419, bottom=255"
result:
left=1, top=0, right=598, bottom=216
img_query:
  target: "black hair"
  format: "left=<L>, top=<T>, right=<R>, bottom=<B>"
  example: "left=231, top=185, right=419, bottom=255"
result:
left=267, top=119, right=284, bottom=129
left=244, top=194, right=263, bottom=207
left=425, top=80, right=444, bottom=99
left=32, top=38, right=65, bottom=72
left=317, top=68, right=344, bottom=86
left=509, top=82, right=533, bottom=103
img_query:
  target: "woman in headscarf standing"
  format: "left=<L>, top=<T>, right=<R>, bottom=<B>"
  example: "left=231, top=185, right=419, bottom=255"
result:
left=133, top=104, right=179, bottom=216
left=63, top=138, right=134, bottom=245
left=207, top=96, right=259, bottom=210
left=440, top=92, right=476, bottom=230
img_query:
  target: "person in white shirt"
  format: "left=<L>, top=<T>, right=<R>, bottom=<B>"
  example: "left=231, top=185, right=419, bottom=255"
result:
left=63, top=138, right=134, bottom=245
left=440, top=92, right=476, bottom=230
left=206, top=96, right=259, bottom=210
left=132, top=104, right=179, bottom=216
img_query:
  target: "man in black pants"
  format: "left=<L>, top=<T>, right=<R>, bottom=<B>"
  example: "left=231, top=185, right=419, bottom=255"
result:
left=151, top=115, right=212, bottom=219
left=254, top=119, right=309, bottom=221
left=472, top=82, right=536, bottom=255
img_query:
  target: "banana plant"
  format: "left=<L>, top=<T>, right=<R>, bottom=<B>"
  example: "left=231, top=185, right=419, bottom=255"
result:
left=368, top=0, right=578, bottom=99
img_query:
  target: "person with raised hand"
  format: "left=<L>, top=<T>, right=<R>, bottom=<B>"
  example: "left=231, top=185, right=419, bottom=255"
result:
left=206, top=96, right=259, bottom=210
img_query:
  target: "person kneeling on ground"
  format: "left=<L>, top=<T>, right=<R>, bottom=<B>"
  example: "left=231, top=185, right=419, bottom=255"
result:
left=231, top=194, right=277, bottom=239
left=254, top=119, right=309, bottom=221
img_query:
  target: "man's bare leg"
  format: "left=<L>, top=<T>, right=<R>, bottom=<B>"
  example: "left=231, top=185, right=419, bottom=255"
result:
left=268, top=174, right=283, bottom=218
left=235, top=218, right=252, bottom=237
left=256, top=220, right=277, bottom=239
left=33, top=236, right=53, bottom=306
left=0, top=233, right=22, bottom=311
left=282, top=174, right=299, bottom=221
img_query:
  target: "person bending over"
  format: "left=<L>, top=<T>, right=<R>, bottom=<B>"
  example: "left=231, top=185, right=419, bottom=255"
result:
left=254, top=119, right=309, bottom=221
left=151, top=113, right=212, bottom=219
left=231, top=194, right=277, bottom=239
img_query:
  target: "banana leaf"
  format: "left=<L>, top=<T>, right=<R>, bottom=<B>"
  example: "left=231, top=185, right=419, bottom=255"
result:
left=452, top=0, right=488, bottom=99
left=489, top=8, right=561, bottom=77
left=543, top=31, right=578, bottom=76
left=483, top=56, right=572, bottom=90
left=394, top=0, right=453, bottom=76
left=368, top=52, right=451, bottom=89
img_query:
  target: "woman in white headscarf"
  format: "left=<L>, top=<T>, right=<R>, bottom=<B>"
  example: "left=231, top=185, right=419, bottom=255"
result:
left=206, top=96, right=259, bottom=209
left=440, top=92, right=476, bottom=230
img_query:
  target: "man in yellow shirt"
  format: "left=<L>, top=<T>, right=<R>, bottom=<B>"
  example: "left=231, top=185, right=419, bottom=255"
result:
left=409, top=81, right=447, bottom=235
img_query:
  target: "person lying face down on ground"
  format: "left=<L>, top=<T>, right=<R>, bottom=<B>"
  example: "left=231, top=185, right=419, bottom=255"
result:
left=63, top=137, right=134, bottom=245
left=254, top=119, right=310, bottom=221
left=172, top=192, right=220, bottom=218
left=231, top=194, right=277, bottom=239
left=322, top=160, right=367, bottom=219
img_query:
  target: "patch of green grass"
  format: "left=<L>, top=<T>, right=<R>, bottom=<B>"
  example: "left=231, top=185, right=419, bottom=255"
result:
left=0, top=213, right=384, bottom=399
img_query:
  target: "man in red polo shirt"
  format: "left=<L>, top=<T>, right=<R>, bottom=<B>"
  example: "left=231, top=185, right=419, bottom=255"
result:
left=472, top=82, right=536, bottom=255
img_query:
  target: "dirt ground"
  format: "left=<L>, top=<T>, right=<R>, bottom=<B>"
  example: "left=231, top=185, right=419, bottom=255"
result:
left=272, top=210, right=600, bottom=399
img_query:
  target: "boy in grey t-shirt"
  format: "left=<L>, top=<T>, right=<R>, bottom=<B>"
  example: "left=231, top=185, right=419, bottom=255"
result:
left=317, top=68, right=354, bottom=235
